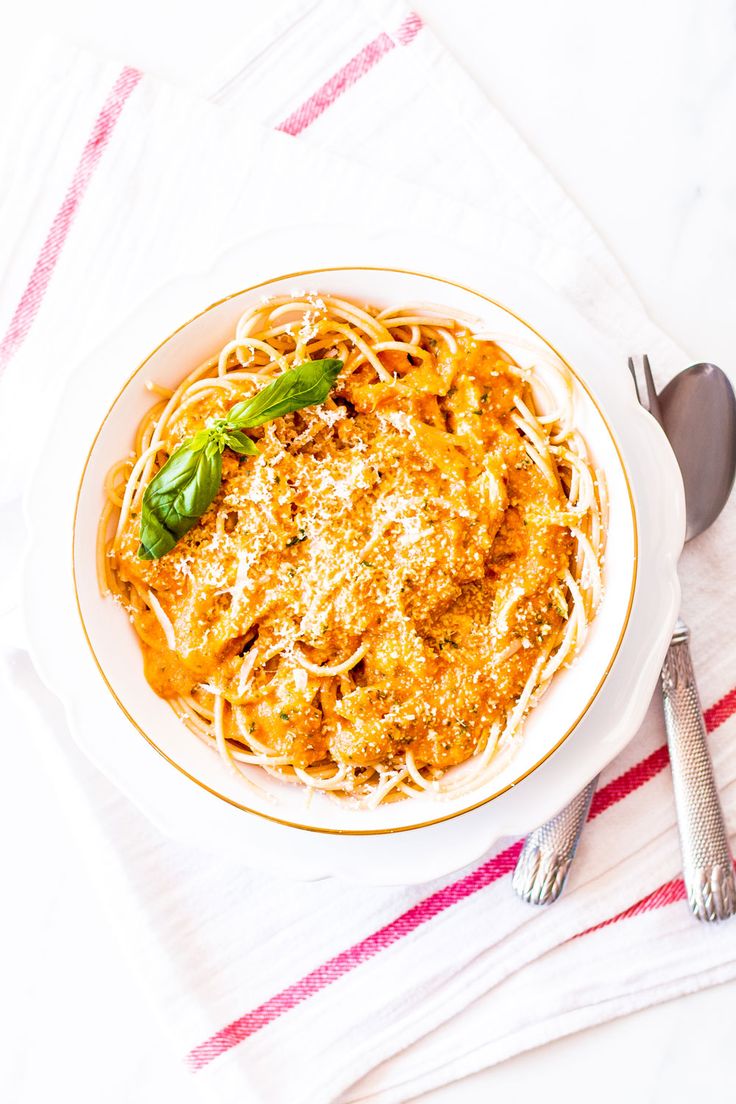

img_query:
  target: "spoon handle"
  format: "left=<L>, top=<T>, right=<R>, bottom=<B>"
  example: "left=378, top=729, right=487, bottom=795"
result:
left=661, top=619, right=736, bottom=920
left=511, top=777, right=598, bottom=904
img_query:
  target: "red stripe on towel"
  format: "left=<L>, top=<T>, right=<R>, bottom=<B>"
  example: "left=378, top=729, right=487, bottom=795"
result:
left=573, top=877, right=688, bottom=938
left=0, top=66, right=141, bottom=375
left=577, top=853, right=736, bottom=937
left=186, top=838, right=522, bottom=1069
left=588, top=744, right=671, bottom=819
left=704, top=685, right=736, bottom=731
left=276, top=13, right=423, bottom=136
left=395, top=11, right=423, bottom=45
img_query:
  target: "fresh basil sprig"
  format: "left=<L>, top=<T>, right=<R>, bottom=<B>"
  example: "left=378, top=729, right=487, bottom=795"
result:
left=138, top=358, right=342, bottom=560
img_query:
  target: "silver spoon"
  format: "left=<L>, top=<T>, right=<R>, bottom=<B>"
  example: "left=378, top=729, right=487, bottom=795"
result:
left=512, top=361, right=736, bottom=917
left=658, top=363, right=736, bottom=920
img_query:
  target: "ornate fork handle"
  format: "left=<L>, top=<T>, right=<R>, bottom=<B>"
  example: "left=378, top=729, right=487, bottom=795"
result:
left=661, top=619, right=736, bottom=921
left=511, top=778, right=598, bottom=904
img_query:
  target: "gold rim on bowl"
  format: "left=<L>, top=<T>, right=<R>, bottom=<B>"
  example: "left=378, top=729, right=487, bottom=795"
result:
left=72, top=266, right=638, bottom=835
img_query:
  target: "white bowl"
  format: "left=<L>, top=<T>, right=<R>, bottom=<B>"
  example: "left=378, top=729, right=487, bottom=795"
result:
left=23, top=239, right=685, bottom=880
left=75, top=267, right=636, bottom=832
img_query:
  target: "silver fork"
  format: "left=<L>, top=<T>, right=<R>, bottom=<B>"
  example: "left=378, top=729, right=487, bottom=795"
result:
left=513, top=354, right=736, bottom=916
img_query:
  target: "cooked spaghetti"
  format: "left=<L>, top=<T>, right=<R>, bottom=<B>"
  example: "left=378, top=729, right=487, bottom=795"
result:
left=99, top=293, right=605, bottom=806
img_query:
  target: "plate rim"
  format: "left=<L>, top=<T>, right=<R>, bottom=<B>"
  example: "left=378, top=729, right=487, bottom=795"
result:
left=20, top=228, right=685, bottom=881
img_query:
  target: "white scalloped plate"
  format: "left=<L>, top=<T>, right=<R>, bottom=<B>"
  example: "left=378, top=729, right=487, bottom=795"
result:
left=22, top=228, right=685, bottom=883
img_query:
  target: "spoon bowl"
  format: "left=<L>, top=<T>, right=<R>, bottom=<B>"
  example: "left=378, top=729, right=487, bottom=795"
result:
left=659, top=363, right=736, bottom=541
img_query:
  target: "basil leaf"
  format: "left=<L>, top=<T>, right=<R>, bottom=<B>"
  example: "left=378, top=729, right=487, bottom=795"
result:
left=223, top=429, right=259, bottom=456
left=138, top=435, right=223, bottom=560
left=228, top=358, right=342, bottom=429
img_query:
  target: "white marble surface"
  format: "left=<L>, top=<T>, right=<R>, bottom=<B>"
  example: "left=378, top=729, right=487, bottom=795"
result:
left=2, top=1, right=736, bottom=1101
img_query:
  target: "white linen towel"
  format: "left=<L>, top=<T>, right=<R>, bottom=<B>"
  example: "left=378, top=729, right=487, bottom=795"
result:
left=1, top=3, right=735, bottom=1102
